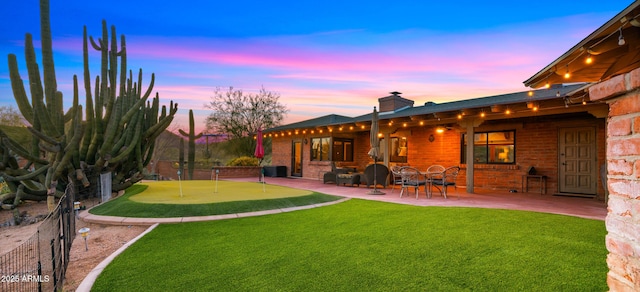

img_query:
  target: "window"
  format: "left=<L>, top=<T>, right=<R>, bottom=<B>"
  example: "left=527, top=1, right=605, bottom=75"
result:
left=390, top=137, right=408, bottom=163
left=332, top=139, right=353, bottom=161
left=311, top=137, right=354, bottom=161
left=311, top=137, right=330, bottom=161
left=461, top=131, right=515, bottom=164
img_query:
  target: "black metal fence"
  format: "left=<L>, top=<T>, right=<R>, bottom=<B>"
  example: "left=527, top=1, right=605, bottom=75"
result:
left=0, top=183, right=76, bottom=292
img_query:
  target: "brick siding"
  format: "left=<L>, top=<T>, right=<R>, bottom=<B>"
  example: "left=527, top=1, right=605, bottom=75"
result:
left=590, top=66, right=640, bottom=291
left=269, top=116, right=606, bottom=197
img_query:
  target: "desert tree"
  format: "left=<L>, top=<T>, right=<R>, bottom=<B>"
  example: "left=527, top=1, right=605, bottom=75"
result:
left=205, top=86, right=287, bottom=157
left=0, top=105, right=26, bottom=127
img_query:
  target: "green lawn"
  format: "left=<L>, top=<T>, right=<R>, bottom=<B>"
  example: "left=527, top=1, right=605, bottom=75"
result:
left=89, top=184, right=342, bottom=218
left=92, top=199, right=607, bottom=291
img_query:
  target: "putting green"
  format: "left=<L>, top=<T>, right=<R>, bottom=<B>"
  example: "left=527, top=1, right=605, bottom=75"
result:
left=129, top=180, right=312, bottom=204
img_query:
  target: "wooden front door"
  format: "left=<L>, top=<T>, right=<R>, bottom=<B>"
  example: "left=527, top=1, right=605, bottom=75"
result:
left=558, top=127, right=597, bottom=195
left=291, top=141, right=302, bottom=177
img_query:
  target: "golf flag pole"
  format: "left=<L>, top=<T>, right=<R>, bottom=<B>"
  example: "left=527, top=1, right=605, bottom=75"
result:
left=262, top=168, right=266, bottom=193
left=215, top=169, right=219, bottom=193
left=177, top=170, right=184, bottom=198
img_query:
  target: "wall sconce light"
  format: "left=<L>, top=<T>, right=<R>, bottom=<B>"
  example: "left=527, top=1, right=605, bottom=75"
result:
left=436, top=127, right=445, bottom=134
left=428, top=134, right=435, bottom=142
left=304, top=138, right=308, bottom=144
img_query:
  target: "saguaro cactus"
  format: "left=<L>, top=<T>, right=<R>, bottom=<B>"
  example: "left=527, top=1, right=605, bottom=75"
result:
left=0, top=0, right=178, bottom=210
left=179, top=109, right=203, bottom=180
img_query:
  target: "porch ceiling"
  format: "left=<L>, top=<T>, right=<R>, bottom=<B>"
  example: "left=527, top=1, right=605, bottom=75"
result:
left=524, top=2, right=640, bottom=88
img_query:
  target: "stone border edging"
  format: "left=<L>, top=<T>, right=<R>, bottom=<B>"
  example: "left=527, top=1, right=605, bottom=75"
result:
left=79, top=197, right=350, bottom=225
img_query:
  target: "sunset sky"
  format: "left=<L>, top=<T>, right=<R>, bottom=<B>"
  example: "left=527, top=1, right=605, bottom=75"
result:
left=0, top=0, right=633, bottom=133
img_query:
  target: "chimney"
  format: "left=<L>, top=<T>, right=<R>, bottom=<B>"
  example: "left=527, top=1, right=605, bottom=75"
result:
left=378, top=91, right=414, bottom=112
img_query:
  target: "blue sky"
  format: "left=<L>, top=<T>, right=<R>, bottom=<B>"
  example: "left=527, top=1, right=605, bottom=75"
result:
left=0, top=0, right=634, bottom=132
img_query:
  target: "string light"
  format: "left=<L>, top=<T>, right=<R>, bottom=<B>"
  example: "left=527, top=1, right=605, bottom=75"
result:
left=585, top=54, right=593, bottom=64
left=618, top=27, right=626, bottom=46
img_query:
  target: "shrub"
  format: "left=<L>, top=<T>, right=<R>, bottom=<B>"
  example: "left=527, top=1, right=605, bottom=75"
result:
left=226, top=156, right=259, bottom=166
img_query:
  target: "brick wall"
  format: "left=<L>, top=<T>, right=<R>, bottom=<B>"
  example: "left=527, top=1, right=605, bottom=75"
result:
left=590, top=68, right=640, bottom=291
left=155, top=161, right=261, bottom=180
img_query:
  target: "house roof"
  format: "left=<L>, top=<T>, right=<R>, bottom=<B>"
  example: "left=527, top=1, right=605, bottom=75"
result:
left=265, top=83, right=601, bottom=135
left=267, top=114, right=353, bottom=132
left=350, top=83, right=588, bottom=123
left=524, top=1, right=640, bottom=88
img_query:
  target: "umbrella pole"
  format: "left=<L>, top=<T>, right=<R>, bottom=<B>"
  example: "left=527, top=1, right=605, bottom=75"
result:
left=373, top=158, right=377, bottom=192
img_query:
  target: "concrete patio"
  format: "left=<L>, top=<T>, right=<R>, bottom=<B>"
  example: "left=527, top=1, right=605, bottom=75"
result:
left=230, top=176, right=607, bottom=221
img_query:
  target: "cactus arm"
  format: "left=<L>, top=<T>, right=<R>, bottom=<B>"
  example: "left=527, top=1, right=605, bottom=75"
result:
left=1, top=137, right=49, bottom=165
left=142, top=140, right=155, bottom=167
left=2, top=165, right=50, bottom=182
left=107, top=118, right=142, bottom=164
left=8, top=54, right=34, bottom=123
left=39, top=0, right=58, bottom=111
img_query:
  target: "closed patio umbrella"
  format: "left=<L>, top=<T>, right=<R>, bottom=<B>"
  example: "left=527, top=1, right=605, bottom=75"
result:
left=255, top=129, right=265, bottom=186
left=367, top=107, right=384, bottom=195
left=254, top=128, right=265, bottom=163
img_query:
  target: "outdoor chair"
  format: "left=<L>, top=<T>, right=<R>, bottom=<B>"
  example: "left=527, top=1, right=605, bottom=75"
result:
left=362, top=164, right=390, bottom=188
left=390, top=165, right=405, bottom=192
left=430, top=166, right=461, bottom=199
left=399, top=167, right=427, bottom=199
